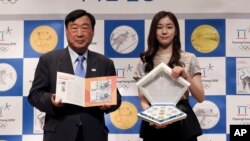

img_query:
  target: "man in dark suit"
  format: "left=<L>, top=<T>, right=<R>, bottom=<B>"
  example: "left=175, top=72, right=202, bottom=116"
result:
left=28, top=9, right=121, bottom=141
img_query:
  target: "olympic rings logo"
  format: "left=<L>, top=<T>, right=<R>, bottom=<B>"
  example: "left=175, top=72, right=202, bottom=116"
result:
left=202, top=82, right=211, bottom=89
left=0, top=46, right=9, bottom=53
left=0, top=123, right=7, bottom=129
left=239, top=45, right=250, bottom=51
left=117, top=83, right=130, bottom=90
left=240, top=122, right=250, bottom=125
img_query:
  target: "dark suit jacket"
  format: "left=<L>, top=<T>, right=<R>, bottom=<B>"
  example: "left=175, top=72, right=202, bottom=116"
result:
left=28, top=47, right=121, bottom=141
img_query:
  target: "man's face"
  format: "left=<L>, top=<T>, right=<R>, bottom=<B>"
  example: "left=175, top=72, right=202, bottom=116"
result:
left=66, top=16, right=94, bottom=54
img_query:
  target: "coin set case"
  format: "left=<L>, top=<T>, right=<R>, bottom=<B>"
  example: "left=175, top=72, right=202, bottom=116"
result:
left=140, top=104, right=186, bottom=123
left=136, top=63, right=190, bottom=125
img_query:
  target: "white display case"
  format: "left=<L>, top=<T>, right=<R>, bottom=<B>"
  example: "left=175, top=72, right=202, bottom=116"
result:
left=136, top=62, right=190, bottom=125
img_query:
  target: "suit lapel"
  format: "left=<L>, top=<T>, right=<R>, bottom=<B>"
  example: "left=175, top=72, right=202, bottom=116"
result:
left=57, top=49, right=99, bottom=77
left=86, top=51, right=98, bottom=77
left=58, top=48, right=74, bottom=75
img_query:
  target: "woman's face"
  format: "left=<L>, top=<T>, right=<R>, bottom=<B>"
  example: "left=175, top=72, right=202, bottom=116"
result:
left=156, top=16, right=176, bottom=48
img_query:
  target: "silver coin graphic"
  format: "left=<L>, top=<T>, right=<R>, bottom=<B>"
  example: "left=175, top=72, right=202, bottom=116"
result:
left=0, top=63, right=17, bottom=91
left=110, top=25, right=138, bottom=54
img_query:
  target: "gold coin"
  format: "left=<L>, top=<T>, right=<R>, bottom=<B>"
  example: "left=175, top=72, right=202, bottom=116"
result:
left=110, top=101, right=138, bottom=129
left=30, top=25, right=58, bottom=54
left=157, top=116, right=164, bottom=119
left=191, top=24, right=220, bottom=53
left=159, top=112, right=165, bottom=115
left=160, top=109, right=165, bottom=112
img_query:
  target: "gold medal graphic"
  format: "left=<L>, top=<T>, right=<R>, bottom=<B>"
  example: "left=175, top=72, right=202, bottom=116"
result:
left=191, top=24, right=220, bottom=53
left=30, top=25, right=58, bottom=54
left=110, top=101, right=138, bottom=129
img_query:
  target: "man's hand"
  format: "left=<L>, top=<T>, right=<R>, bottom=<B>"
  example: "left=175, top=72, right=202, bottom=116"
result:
left=99, top=104, right=111, bottom=110
left=51, top=94, right=64, bottom=107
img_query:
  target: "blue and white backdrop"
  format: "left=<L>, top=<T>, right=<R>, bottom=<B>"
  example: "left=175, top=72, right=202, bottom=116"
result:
left=1, top=0, right=250, bottom=141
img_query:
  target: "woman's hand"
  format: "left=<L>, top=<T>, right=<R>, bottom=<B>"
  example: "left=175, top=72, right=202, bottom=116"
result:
left=171, top=66, right=189, bottom=79
left=149, top=122, right=170, bottom=129
left=172, top=66, right=205, bottom=103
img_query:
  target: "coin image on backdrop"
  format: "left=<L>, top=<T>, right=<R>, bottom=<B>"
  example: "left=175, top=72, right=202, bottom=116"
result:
left=0, top=63, right=17, bottom=91
left=110, top=101, right=138, bottom=129
left=191, top=24, right=220, bottom=53
left=30, top=25, right=58, bottom=54
left=110, top=25, right=138, bottom=54
left=193, top=100, right=220, bottom=129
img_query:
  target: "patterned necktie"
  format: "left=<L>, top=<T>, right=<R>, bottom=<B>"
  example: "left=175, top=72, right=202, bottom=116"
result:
left=75, top=56, right=85, bottom=77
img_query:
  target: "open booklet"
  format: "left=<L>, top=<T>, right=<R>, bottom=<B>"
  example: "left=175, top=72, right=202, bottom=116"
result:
left=136, top=62, right=190, bottom=125
left=56, top=72, right=117, bottom=107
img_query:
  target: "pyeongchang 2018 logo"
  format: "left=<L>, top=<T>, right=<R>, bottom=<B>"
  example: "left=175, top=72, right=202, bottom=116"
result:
left=0, top=26, right=14, bottom=55
left=116, top=63, right=136, bottom=90
left=233, top=104, right=250, bottom=125
left=0, top=102, right=12, bottom=129
left=201, top=63, right=217, bottom=89
left=232, top=27, right=250, bottom=51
